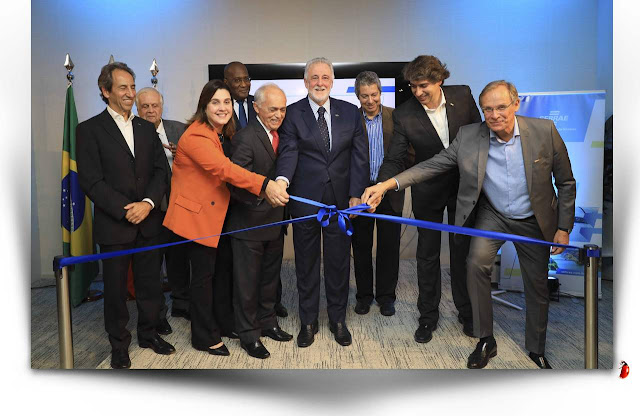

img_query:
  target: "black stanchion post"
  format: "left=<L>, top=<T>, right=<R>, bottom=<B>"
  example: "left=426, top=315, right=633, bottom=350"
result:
left=580, top=244, right=600, bottom=369
left=53, top=256, right=74, bottom=369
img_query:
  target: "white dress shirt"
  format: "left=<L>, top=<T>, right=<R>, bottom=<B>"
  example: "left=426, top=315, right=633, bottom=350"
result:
left=423, top=88, right=450, bottom=149
left=156, top=119, right=173, bottom=169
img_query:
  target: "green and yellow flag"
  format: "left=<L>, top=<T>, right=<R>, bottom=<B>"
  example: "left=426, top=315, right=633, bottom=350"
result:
left=61, top=85, right=98, bottom=307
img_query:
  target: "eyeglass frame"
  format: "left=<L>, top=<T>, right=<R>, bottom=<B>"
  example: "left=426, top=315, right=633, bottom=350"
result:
left=480, top=99, right=516, bottom=115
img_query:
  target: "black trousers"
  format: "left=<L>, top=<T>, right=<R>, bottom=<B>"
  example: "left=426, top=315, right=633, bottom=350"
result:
left=100, top=231, right=163, bottom=351
left=292, top=184, right=351, bottom=325
left=351, top=195, right=401, bottom=305
left=165, top=229, right=191, bottom=312
left=180, top=241, right=221, bottom=349
left=231, top=235, right=284, bottom=344
left=413, top=193, right=472, bottom=327
left=212, top=233, right=235, bottom=335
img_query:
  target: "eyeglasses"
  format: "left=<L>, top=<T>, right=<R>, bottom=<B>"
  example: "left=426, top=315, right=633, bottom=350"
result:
left=481, top=100, right=515, bottom=115
left=229, top=76, right=251, bottom=85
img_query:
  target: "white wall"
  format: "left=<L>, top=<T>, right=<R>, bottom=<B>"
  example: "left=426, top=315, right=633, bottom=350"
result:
left=31, top=0, right=612, bottom=283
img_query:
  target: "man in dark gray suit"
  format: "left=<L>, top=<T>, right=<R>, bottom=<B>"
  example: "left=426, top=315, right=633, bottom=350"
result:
left=227, top=84, right=293, bottom=359
left=136, top=87, right=189, bottom=325
left=362, top=80, right=576, bottom=370
left=224, top=61, right=288, bottom=320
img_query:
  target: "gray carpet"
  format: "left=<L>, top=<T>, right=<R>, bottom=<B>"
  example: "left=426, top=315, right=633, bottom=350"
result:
left=31, top=259, right=612, bottom=370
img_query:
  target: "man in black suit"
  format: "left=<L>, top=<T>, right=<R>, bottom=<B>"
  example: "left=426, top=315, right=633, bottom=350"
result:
left=77, top=62, right=176, bottom=369
left=136, top=87, right=189, bottom=327
left=224, top=60, right=288, bottom=319
left=377, top=55, right=482, bottom=344
left=351, top=71, right=414, bottom=317
left=275, top=57, right=370, bottom=347
left=224, top=61, right=257, bottom=130
left=226, top=84, right=293, bottom=359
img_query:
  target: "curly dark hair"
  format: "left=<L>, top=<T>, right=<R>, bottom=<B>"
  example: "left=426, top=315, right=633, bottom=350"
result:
left=401, top=55, right=450, bottom=84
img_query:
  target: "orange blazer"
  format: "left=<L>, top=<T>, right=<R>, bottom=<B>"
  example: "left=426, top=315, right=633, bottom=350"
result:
left=163, top=121, right=266, bottom=247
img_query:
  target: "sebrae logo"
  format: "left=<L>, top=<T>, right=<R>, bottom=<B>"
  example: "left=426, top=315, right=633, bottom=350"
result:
left=540, top=110, right=569, bottom=122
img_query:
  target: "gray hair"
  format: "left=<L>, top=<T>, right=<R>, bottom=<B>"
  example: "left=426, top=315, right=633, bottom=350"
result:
left=354, top=71, right=381, bottom=97
left=254, top=83, right=285, bottom=105
left=135, top=87, right=163, bottom=109
left=304, top=57, right=335, bottom=80
left=97, top=62, right=135, bottom=104
left=479, top=80, right=519, bottom=106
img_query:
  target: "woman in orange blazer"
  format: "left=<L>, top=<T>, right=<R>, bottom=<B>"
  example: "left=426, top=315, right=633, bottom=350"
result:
left=163, top=80, right=288, bottom=355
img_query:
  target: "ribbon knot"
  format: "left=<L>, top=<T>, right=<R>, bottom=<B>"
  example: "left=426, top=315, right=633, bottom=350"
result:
left=291, top=195, right=369, bottom=236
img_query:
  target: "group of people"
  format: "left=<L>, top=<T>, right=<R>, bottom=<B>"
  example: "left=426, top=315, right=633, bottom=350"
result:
left=75, top=54, right=575, bottom=371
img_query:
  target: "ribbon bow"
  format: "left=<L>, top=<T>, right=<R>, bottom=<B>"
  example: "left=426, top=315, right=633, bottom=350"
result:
left=290, top=195, right=369, bottom=236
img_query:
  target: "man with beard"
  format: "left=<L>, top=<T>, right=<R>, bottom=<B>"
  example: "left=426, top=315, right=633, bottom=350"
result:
left=275, top=57, right=369, bottom=348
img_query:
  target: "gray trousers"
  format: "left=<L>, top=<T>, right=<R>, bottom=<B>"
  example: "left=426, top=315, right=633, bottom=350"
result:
left=467, top=198, right=550, bottom=354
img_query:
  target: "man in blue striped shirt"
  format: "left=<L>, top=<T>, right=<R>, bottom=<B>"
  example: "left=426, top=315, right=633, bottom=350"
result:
left=351, top=71, right=414, bottom=317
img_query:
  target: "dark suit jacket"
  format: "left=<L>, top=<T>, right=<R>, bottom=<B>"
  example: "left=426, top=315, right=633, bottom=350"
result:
left=276, top=97, right=370, bottom=217
left=159, top=119, right=187, bottom=208
left=378, top=85, right=481, bottom=213
left=232, top=95, right=257, bottom=130
left=395, top=116, right=576, bottom=242
left=226, top=120, right=286, bottom=241
left=163, top=119, right=187, bottom=146
left=360, top=105, right=414, bottom=214
left=76, top=109, right=168, bottom=245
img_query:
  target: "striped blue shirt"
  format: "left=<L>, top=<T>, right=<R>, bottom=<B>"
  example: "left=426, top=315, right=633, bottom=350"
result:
left=364, top=108, right=384, bottom=182
left=482, top=118, right=534, bottom=219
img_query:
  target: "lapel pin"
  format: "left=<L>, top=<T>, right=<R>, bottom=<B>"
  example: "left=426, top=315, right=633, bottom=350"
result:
left=449, top=102, right=455, bottom=106
left=335, top=114, right=339, bottom=117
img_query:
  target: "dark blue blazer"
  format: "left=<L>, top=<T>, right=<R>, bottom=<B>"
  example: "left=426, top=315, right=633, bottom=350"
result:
left=276, top=96, right=370, bottom=217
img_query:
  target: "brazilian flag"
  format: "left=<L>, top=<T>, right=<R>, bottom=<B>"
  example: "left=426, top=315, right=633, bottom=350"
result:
left=61, top=85, right=98, bottom=307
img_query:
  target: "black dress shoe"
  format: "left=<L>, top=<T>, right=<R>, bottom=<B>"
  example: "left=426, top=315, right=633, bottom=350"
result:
left=156, top=318, right=173, bottom=335
left=274, top=302, right=289, bottom=318
left=467, top=337, right=497, bottom=369
left=193, top=343, right=230, bottom=356
left=171, top=308, right=191, bottom=321
left=242, top=340, right=270, bottom=359
left=261, top=326, right=293, bottom=342
left=529, top=352, right=552, bottom=369
left=110, top=349, right=131, bottom=369
left=414, top=324, right=435, bottom=343
left=379, top=302, right=395, bottom=316
left=329, top=321, right=352, bottom=346
left=354, top=300, right=371, bottom=315
left=297, top=321, right=319, bottom=348
left=139, top=334, right=176, bottom=355
left=222, top=331, right=239, bottom=339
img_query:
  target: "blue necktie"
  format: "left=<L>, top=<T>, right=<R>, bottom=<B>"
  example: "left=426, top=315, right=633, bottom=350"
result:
left=237, top=99, right=247, bottom=128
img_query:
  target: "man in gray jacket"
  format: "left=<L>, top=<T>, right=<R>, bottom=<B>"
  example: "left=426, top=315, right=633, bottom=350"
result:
left=362, top=80, right=576, bottom=370
left=136, top=87, right=188, bottom=327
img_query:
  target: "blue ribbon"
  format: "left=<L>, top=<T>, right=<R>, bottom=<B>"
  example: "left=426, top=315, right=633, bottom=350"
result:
left=55, top=195, right=583, bottom=269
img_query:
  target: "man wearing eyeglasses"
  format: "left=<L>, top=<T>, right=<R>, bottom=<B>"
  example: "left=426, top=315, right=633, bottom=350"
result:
left=376, top=55, right=481, bottom=345
left=362, top=80, right=576, bottom=370
left=224, top=61, right=289, bottom=321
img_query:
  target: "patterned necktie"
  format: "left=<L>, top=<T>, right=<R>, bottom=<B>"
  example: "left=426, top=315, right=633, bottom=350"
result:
left=237, top=99, right=247, bottom=128
left=270, top=130, right=279, bottom=154
left=317, top=106, right=330, bottom=153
